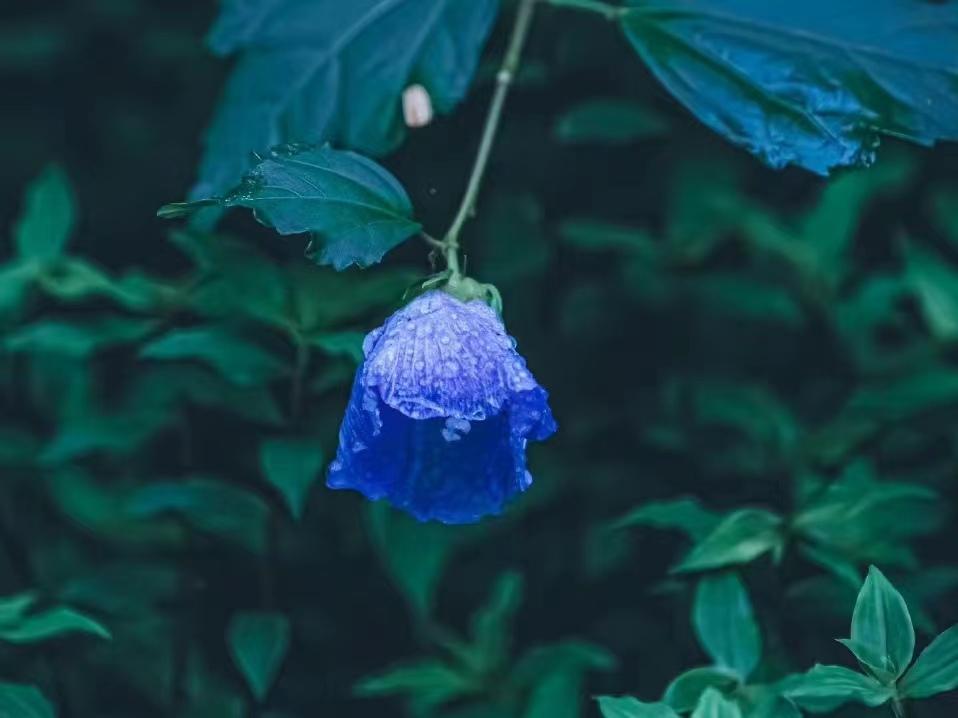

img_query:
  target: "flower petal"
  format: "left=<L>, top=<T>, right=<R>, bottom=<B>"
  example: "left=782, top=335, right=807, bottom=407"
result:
left=362, top=291, right=539, bottom=421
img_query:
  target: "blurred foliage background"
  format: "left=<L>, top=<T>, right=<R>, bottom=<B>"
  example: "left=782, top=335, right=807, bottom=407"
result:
left=2, top=1, right=958, bottom=717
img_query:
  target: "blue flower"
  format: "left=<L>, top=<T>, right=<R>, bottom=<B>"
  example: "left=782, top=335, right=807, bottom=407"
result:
left=327, top=290, right=556, bottom=524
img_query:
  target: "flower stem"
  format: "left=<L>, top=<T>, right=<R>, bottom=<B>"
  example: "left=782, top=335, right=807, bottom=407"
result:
left=546, top=0, right=625, bottom=20
left=891, top=698, right=907, bottom=718
left=442, top=0, right=539, bottom=272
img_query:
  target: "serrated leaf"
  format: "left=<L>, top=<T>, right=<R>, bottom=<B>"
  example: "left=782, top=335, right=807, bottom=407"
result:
left=0, top=682, right=55, bottom=718
left=900, top=624, right=958, bottom=699
left=173, top=145, right=422, bottom=270
left=619, top=1, right=958, bottom=175
left=14, top=164, right=75, bottom=260
left=597, top=697, right=679, bottom=718
left=693, top=572, right=761, bottom=679
left=691, top=688, right=741, bottom=718
left=553, top=98, right=669, bottom=145
left=847, top=566, right=914, bottom=681
left=194, top=0, right=498, bottom=199
left=663, top=667, right=739, bottom=713
left=227, top=612, right=291, bottom=702
left=786, top=664, right=894, bottom=713
left=259, top=437, right=324, bottom=520
left=140, top=326, right=286, bottom=387
left=674, top=509, right=784, bottom=573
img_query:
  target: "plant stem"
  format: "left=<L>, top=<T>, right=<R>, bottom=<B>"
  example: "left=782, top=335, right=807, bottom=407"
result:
left=546, top=0, right=626, bottom=19
left=891, top=698, right=907, bottom=718
left=442, top=0, right=539, bottom=270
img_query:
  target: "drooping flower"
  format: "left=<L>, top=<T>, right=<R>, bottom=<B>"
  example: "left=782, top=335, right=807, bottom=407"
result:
left=327, top=290, right=556, bottom=524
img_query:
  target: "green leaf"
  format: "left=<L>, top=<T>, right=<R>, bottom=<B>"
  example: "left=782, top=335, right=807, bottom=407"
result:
left=5, top=317, right=157, bottom=358
left=553, top=98, right=669, bottom=145
left=905, top=241, right=958, bottom=340
left=597, top=697, right=679, bottom=718
left=258, top=437, right=324, bottom=520
left=663, top=667, right=739, bottom=713
left=140, top=326, right=286, bottom=387
left=558, top=219, right=658, bottom=255
left=227, top=612, right=291, bottom=703
left=845, top=566, right=914, bottom=681
left=609, top=497, right=720, bottom=541
left=619, top=1, right=958, bottom=175
left=690, top=688, right=741, bottom=718
left=900, top=624, right=958, bottom=699
left=0, top=605, right=111, bottom=643
left=366, top=502, right=477, bottom=616
left=519, top=642, right=616, bottom=718
left=355, top=660, right=477, bottom=711
left=172, top=145, right=422, bottom=270
left=693, top=572, right=761, bottom=679
left=194, top=0, right=498, bottom=198
left=127, top=479, right=270, bottom=554
left=307, top=331, right=366, bottom=364
left=674, top=509, right=784, bottom=573
left=14, top=164, right=75, bottom=260
left=468, top=573, right=524, bottom=673
left=786, top=665, right=894, bottom=713
left=0, top=682, right=55, bottom=718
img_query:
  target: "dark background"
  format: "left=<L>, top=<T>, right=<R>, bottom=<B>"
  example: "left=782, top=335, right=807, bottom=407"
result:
left=2, top=2, right=958, bottom=717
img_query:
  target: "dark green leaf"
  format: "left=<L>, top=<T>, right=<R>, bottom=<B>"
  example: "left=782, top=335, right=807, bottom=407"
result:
left=14, top=164, right=75, bottom=260
left=844, top=566, right=914, bottom=681
left=619, top=1, right=958, bottom=174
left=900, top=624, right=958, bottom=699
left=0, top=602, right=111, bottom=643
left=195, top=0, right=498, bottom=198
left=597, top=697, right=679, bottom=718
left=905, top=241, right=958, bottom=340
left=5, top=317, right=157, bottom=358
left=553, top=98, right=669, bottom=145
left=259, top=437, right=324, bottom=520
left=690, top=687, right=741, bottom=718
left=354, top=660, right=477, bottom=711
left=128, top=479, right=270, bottom=554
left=693, top=572, right=761, bottom=679
left=786, top=665, right=893, bottom=713
left=175, top=145, right=421, bottom=269
left=140, top=326, right=286, bottom=387
left=469, top=573, right=524, bottom=673
left=663, top=667, right=739, bottom=713
left=674, top=509, right=784, bottom=573
left=609, top=497, right=720, bottom=541
left=227, top=612, right=291, bottom=702
left=0, top=682, right=55, bottom=718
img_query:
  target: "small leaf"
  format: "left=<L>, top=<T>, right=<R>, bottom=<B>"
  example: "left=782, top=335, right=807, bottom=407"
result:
left=5, top=317, right=157, bottom=358
left=674, top=509, right=784, bottom=573
left=900, top=624, right=958, bottom=699
left=0, top=606, right=111, bottom=643
left=597, top=696, right=679, bottom=718
left=905, top=242, right=958, bottom=340
left=0, top=682, right=56, bottom=718
left=307, top=331, right=366, bottom=364
left=127, top=479, right=270, bottom=554
left=259, top=437, right=324, bottom=520
left=553, top=98, right=669, bottom=145
left=690, top=688, right=741, bottom=718
left=14, top=164, right=75, bottom=260
left=140, top=326, right=286, bottom=387
left=663, top=667, right=739, bottom=713
left=693, top=572, right=761, bottom=679
left=786, top=664, right=894, bottom=713
left=848, top=566, right=915, bottom=681
left=227, top=611, right=291, bottom=703
left=609, top=497, right=720, bottom=541
left=178, top=145, right=422, bottom=270
left=469, top=573, right=524, bottom=673
left=355, top=660, right=477, bottom=711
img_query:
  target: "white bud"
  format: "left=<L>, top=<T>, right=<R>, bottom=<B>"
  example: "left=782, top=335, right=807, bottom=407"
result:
left=402, top=84, right=434, bottom=128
